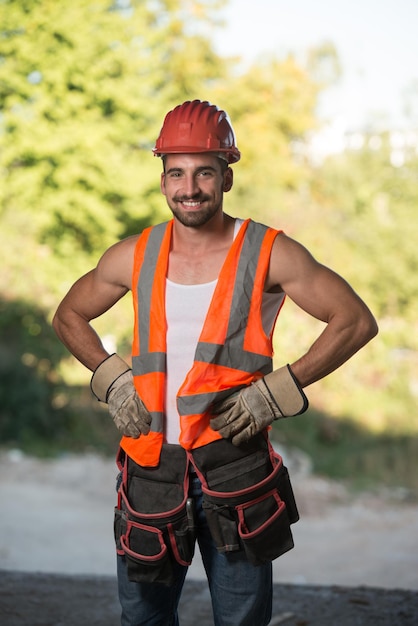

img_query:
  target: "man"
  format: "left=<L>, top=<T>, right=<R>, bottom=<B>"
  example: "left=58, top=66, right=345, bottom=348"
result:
left=53, top=99, right=378, bottom=626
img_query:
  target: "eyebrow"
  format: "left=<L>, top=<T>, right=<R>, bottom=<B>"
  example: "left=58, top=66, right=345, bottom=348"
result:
left=165, top=165, right=219, bottom=175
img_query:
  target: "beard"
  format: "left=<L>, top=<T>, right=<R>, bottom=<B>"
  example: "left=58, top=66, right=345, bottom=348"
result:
left=169, top=194, right=221, bottom=228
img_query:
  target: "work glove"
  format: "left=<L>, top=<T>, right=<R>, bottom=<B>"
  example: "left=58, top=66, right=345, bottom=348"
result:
left=90, top=353, right=152, bottom=438
left=210, top=365, right=308, bottom=446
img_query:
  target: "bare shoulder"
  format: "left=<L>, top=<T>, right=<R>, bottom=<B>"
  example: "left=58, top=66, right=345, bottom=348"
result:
left=95, top=234, right=139, bottom=289
left=266, top=232, right=319, bottom=292
left=102, top=233, right=139, bottom=260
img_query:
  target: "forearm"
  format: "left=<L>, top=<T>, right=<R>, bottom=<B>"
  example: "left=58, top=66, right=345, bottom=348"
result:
left=290, top=310, right=378, bottom=388
left=52, top=265, right=130, bottom=371
left=53, top=309, right=109, bottom=372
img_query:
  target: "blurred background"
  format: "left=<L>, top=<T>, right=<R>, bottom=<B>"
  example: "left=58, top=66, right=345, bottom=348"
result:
left=1, top=0, right=417, bottom=500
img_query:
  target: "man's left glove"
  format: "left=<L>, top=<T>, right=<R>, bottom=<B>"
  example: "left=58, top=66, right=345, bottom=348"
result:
left=210, top=364, right=308, bottom=446
left=90, top=353, right=152, bottom=438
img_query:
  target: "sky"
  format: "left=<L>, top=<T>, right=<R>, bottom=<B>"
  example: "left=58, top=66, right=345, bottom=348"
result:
left=212, top=0, right=418, bottom=150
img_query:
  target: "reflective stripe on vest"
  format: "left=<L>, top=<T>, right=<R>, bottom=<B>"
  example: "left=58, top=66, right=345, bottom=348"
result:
left=120, top=218, right=282, bottom=467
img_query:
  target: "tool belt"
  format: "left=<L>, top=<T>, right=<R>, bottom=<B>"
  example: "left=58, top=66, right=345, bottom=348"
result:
left=114, top=444, right=195, bottom=586
left=114, top=435, right=299, bottom=584
left=190, top=433, right=299, bottom=566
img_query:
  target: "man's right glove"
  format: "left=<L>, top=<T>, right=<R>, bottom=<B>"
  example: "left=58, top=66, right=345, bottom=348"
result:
left=90, top=353, right=152, bottom=439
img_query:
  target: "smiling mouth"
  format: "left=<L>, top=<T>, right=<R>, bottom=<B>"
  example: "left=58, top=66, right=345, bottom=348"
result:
left=174, top=196, right=209, bottom=209
left=181, top=200, right=202, bottom=208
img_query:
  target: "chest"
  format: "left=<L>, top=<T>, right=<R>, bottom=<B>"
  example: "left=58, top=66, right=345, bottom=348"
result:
left=167, top=248, right=229, bottom=285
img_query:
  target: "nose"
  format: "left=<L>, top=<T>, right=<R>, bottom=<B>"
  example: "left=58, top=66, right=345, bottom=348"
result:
left=182, top=173, right=200, bottom=198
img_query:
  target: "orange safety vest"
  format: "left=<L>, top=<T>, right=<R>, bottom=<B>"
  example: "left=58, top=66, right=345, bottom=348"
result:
left=120, top=218, right=283, bottom=467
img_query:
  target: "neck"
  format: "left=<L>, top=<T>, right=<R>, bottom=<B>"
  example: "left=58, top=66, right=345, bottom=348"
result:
left=168, top=214, right=236, bottom=285
left=172, top=212, right=235, bottom=253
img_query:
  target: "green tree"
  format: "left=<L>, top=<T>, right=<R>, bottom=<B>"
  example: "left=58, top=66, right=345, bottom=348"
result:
left=285, top=128, right=418, bottom=435
left=0, top=296, right=71, bottom=452
left=213, top=55, right=319, bottom=224
left=312, top=131, right=418, bottom=325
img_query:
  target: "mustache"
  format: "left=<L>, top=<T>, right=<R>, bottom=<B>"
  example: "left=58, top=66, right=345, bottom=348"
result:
left=173, top=193, right=211, bottom=203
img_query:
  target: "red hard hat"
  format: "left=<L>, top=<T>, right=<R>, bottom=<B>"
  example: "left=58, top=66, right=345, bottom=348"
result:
left=153, top=100, right=241, bottom=164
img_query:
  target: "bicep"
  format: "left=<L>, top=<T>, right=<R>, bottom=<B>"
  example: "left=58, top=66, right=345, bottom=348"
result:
left=56, top=239, right=134, bottom=322
left=58, top=269, right=129, bottom=323
left=268, top=234, right=368, bottom=324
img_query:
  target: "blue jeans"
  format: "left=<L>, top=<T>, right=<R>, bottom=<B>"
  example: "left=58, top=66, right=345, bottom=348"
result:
left=117, top=473, right=272, bottom=626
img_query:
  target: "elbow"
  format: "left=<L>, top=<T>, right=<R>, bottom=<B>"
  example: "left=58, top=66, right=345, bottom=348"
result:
left=52, top=307, right=65, bottom=340
left=370, top=316, right=379, bottom=340
left=51, top=311, right=60, bottom=338
left=359, top=310, right=379, bottom=346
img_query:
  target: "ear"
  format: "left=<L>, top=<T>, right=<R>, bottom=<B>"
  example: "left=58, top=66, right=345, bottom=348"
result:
left=223, top=167, right=233, bottom=192
left=160, top=172, right=166, bottom=196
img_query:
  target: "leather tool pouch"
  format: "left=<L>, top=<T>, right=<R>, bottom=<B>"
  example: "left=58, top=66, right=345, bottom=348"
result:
left=114, top=445, right=196, bottom=586
left=190, top=434, right=299, bottom=566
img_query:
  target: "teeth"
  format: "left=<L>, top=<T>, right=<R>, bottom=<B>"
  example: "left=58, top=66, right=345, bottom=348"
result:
left=182, top=201, right=200, bottom=207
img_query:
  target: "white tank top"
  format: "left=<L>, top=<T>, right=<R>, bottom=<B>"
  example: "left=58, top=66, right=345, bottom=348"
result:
left=164, top=220, right=284, bottom=444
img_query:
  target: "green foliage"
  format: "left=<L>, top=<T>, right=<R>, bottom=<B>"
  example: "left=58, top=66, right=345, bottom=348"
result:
left=274, top=133, right=418, bottom=454
left=0, top=296, right=70, bottom=452
left=0, top=294, right=123, bottom=455
left=312, top=135, right=418, bottom=324
left=214, top=55, right=319, bottom=222
left=272, top=410, right=418, bottom=495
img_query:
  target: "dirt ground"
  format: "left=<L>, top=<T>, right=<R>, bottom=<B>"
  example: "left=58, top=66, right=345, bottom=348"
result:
left=1, top=571, right=418, bottom=626
left=1, top=449, right=417, bottom=625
